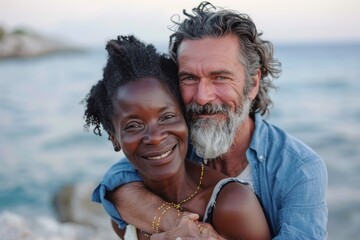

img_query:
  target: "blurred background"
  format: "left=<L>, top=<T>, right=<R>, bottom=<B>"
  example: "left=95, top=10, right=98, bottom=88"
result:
left=0, top=0, right=359, bottom=239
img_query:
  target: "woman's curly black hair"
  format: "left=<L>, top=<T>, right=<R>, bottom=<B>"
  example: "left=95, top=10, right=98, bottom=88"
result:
left=83, top=35, right=181, bottom=137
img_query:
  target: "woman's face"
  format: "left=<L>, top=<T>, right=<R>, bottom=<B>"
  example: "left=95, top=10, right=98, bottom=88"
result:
left=112, top=77, right=188, bottom=181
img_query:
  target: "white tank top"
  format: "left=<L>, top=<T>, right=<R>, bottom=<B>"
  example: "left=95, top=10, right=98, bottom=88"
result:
left=236, top=163, right=254, bottom=190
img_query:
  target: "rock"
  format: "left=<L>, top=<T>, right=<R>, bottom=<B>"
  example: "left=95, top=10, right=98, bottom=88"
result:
left=0, top=27, right=82, bottom=58
left=52, top=182, right=112, bottom=230
left=0, top=211, right=119, bottom=240
left=0, top=182, right=119, bottom=240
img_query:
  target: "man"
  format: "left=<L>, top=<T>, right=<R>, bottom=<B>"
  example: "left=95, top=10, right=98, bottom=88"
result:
left=92, top=2, right=328, bottom=239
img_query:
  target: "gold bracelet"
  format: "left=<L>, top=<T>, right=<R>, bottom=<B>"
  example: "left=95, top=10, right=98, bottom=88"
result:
left=152, top=203, right=171, bottom=233
left=155, top=205, right=172, bottom=233
left=141, top=231, right=151, bottom=238
left=151, top=202, right=182, bottom=233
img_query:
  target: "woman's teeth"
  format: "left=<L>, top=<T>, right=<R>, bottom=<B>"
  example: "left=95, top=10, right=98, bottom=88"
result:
left=148, top=149, right=172, bottom=160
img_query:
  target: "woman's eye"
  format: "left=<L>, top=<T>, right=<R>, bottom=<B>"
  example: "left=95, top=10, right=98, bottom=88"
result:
left=163, top=114, right=175, bottom=120
left=124, top=122, right=142, bottom=130
left=161, top=113, right=177, bottom=123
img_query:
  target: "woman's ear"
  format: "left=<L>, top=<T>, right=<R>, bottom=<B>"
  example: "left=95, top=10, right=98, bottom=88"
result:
left=109, top=133, right=121, bottom=152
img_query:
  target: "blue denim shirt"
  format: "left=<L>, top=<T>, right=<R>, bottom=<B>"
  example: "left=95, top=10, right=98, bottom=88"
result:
left=92, top=113, right=328, bottom=239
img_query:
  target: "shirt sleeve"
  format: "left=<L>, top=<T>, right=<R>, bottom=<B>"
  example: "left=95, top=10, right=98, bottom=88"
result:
left=91, top=158, right=142, bottom=229
left=273, top=156, right=328, bottom=240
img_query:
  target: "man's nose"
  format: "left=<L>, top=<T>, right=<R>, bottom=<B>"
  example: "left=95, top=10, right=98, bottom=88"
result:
left=193, top=79, right=215, bottom=106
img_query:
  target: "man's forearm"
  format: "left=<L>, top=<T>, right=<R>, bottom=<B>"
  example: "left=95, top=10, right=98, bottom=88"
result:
left=106, top=181, right=182, bottom=233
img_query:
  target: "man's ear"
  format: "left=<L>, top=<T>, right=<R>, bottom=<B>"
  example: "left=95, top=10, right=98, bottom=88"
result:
left=109, top=133, right=121, bottom=152
left=249, top=69, right=261, bottom=101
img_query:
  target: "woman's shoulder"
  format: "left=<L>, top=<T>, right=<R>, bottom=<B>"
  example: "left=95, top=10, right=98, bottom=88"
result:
left=215, top=179, right=256, bottom=212
left=203, top=178, right=253, bottom=224
left=211, top=179, right=271, bottom=239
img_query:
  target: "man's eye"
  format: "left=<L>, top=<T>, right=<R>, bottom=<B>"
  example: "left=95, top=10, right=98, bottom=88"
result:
left=215, top=76, right=227, bottom=80
left=181, top=76, right=196, bottom=81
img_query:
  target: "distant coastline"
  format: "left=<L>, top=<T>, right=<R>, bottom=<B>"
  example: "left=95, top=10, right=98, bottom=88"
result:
left=0, top=26, right=83, bottom=58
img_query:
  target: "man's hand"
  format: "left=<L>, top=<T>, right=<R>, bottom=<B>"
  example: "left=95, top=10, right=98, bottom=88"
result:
left=150, top=214, right=224, bottom=240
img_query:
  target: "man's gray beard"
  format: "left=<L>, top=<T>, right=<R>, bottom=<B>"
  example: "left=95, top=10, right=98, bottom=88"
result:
left=188, top=98, right=252, bottom=160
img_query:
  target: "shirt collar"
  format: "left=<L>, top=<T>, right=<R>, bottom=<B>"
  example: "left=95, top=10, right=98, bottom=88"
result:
left=249, top=112, right=269, bottom=162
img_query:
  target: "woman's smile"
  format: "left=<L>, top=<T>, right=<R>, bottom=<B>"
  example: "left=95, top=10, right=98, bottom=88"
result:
left=145, top=147, right=173, bottom=160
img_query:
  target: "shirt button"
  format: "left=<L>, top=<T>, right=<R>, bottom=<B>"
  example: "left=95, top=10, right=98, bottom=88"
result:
left=259, top=155, right=264, bottom=160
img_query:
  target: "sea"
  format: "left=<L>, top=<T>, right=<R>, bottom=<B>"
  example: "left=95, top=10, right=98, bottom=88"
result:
left=0, top=42, right=359, bottom=239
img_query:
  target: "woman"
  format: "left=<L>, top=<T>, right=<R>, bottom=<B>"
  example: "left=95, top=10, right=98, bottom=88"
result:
left=83, top=35, right=270, bottom=240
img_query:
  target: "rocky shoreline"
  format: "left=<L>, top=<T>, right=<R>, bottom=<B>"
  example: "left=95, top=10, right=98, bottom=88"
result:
left=0, top=26, right=82, bottom=58
left=0, top=182, right=118, bottom=240
left=0, top=211, right=118, bottom=240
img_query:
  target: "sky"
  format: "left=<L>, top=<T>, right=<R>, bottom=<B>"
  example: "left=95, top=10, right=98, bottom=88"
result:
left=1, top=0, right=360, bottom=48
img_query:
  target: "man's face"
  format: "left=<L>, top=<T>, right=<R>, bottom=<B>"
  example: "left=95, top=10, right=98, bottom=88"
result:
left=177, top=35, right=257, bottom=159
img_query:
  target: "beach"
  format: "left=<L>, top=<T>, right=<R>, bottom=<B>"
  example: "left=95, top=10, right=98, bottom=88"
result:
left=0, top=43, right=359, bottom=239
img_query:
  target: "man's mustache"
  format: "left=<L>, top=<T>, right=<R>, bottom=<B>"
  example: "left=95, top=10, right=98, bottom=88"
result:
left=186, top=103, right=230, bottom=116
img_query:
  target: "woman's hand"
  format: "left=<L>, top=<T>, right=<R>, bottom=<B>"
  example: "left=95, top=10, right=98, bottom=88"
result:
left=150, top=213, right=224, bottom=240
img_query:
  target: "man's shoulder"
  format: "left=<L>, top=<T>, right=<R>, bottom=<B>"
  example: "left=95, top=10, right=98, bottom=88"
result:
left=268, top=122, right=322, bottom=163
left=254, top=115, right=326, bottom=173
left=256, top=115, right=321, bottom=161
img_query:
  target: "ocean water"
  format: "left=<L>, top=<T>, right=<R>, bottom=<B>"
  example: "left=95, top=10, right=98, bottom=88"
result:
left=0, top=43, right=359, bottom=239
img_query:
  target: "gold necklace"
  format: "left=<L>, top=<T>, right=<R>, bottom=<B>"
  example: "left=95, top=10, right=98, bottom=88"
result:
left=169, top=163, right=204, bottom=211
left=149, top=164, right=205, bottom=236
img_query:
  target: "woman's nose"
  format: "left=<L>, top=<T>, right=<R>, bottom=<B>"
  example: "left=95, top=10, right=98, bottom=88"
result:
left=142, top=124, right=167, bottom=145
